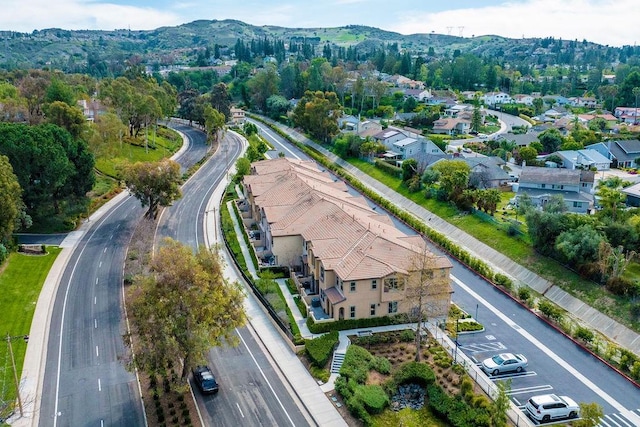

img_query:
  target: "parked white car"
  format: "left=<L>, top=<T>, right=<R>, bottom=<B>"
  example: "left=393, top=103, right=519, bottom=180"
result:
left=525, top=394, right=580, bottom=422
left=481, top=352, right=528, bottom=375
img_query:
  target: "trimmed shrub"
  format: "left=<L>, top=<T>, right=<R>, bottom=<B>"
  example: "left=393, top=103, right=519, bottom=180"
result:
left=494, top=273, right=513, bottom=290
left=538, top=299, right=563, bottom=322
left=391, top=361, right=436, bottom=387
left=574, top=326, right=594, bottom=344
left=305, top=331, right=339, bottom=368
left=517, top=286, right=531, bottom=302
left=306, top=313, right=409, bottom=334
left=374, top=158, right=402, bottom=178
left=354, top=384, right=389, bottom=415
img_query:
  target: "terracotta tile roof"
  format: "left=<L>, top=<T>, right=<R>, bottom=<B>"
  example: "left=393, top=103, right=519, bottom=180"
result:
left=246, top=158, right=452, bottom=281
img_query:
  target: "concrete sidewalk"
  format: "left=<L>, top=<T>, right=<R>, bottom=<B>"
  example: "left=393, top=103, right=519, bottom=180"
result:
left=205, top=173, right=347, bottom=426
left=262, top=117, right=640, bottom=357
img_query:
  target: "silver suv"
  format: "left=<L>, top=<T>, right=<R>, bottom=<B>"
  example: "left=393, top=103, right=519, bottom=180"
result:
left=525, top=394, right=579, bottom=422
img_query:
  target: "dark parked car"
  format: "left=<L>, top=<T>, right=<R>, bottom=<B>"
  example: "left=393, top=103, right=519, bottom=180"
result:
left=192, top=365, right=219, bottom=394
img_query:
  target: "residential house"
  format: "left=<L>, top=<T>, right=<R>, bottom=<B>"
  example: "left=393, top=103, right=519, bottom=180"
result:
left=482, top=92, right=513, bottom=106
left=586, top=139, right=640, bottom=168
left=357, top=120, right=383, bottom=139
left=515, top=166, right=594, bottom=213
left=372, top=128, right=408, bottom=148
left=403, top=88, right=432, bottom=102
left=431, top=156, right=510, bottom=189
left=77, top=98, right=105, bottom=122
left=444, top=104, right=474, bottom=118
left=569, top=96, right=598, bottom=109
left=577, top=113, right=618, bottom=128
left=554, top=150, right=611, bottom=171
left=230, top=107, right=246, bottom=125
left=242, top=157, right=452, bottom=322
left=621, top=182, right=640, bottom=207
left=512, top=94, right=535, bottom=106
left=495, top=131, right=541, bottom=148
left=614, top=107, right=640, bottom=124
left=338, top=115, right=360, bottom=133
left=432, top=118, right=471, bottom=135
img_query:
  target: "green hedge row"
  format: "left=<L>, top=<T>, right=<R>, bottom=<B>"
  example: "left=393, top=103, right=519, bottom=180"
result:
left=306, top=313, right=410, bottom=334
left=305, top=330, right=339, bottom=368
left=373, top=159, right=402, bottom=178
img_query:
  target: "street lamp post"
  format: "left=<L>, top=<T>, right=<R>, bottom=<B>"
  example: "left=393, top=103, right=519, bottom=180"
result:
left=454, top=318, right=460, bottom=364
left=6, top=334, right=28, bottom=417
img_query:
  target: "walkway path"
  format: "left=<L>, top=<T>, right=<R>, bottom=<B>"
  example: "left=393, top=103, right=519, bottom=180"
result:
left=261, top=117, right=640, bottom=356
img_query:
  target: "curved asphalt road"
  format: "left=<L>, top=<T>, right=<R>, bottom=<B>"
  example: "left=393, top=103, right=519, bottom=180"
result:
left=155, top=128, right=311, bottom=426
left=38, top=121, right=209, bottom=427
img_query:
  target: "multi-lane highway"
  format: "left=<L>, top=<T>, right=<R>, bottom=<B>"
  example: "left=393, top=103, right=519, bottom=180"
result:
left=154, top=127, right=311, bottom=426
left=38, top=121, right=210, bottom=427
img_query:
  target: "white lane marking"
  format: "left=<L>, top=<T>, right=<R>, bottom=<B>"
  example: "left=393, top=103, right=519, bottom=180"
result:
left=236, top=402, right=244, bottom=418
left=103, top=247, right=107, bottom=253
left=94, top=319, right=97, bottom=329
left=236, top=329, right=296, bottom=427
left=96, top=346, right=99, bottom=357
left=95, top=277, right=98, bottom=285
left=98, top=378, right=101, bottom=392
left=452, top=275, right=640, bottom=422
left=99, top=261, right=102, bottom=268
left=255, top=123, right=300, bottom=159
left=53, top=195, right=136, bottom=427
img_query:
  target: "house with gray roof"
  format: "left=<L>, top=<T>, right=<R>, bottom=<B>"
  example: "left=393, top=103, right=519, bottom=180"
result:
left=554, top=149, right=611, bottom=171
left=495, top=131, right=541, bottom=147
left=586, top=140, right=640, bottom=168
left=621, top=182, right=640, bottom=207
left=515, top=166, right=594, bottom=213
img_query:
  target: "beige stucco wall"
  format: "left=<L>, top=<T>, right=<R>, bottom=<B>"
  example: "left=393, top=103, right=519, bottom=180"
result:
left=272, top=234, right=303, bottom=267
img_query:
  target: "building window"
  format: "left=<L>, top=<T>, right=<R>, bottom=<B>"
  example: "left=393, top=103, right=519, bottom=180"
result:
left=320, top=266, right=324, bottom=282
left=541, top=184, right=546, bottom=189
left=573, top=201, right=581, bottom=208
left=350, top=306, right=356, bottom=318
left=371, top=279, right=377, bottom=290
left=384, top=277, right=404, bottom=292
left=388, top=301, right=398, bottom=314
left=370, top=304, right=376, bottom=316
left=350, top=282, right=356, bottom=292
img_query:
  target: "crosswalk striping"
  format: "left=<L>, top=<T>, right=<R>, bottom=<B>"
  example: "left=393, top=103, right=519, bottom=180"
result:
left=598, top=409, right=640, bottom=427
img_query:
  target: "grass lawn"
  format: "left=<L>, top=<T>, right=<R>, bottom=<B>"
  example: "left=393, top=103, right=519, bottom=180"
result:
left=373, top=406, right=450, bottom=427
left=0, top=247, right=61, bottom=412
left=346, top=158, right=640, bottom=330
left=94, top=129, right=182, bottom=178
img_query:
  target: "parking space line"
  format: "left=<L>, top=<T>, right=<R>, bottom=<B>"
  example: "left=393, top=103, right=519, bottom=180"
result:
left=507, top=384, right=553, bottom=395
left=452, top=275, right=640, bottom=423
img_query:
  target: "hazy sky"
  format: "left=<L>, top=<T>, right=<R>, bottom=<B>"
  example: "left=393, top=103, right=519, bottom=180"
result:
left=1, top=0, right=637, bottom=47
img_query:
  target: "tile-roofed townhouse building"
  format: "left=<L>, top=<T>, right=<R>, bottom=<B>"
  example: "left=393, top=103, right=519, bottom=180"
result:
left=242, top=158, right=452, bottom=322
left=515, top=166, right=594, bottom=213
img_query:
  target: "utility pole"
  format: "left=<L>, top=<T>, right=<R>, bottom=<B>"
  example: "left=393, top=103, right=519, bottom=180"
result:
left=6, top=334, right=24, bottom=417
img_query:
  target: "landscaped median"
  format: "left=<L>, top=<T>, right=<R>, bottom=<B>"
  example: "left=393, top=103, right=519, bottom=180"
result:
left=0, top=246, right=61, bottom=420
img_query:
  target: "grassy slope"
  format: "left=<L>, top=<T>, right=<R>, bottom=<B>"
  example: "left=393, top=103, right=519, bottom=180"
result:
left=347, top=158, right=640, bottom=330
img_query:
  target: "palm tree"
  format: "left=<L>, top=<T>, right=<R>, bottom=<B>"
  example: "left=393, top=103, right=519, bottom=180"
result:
left=633, top=87, right=640, bottom=125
